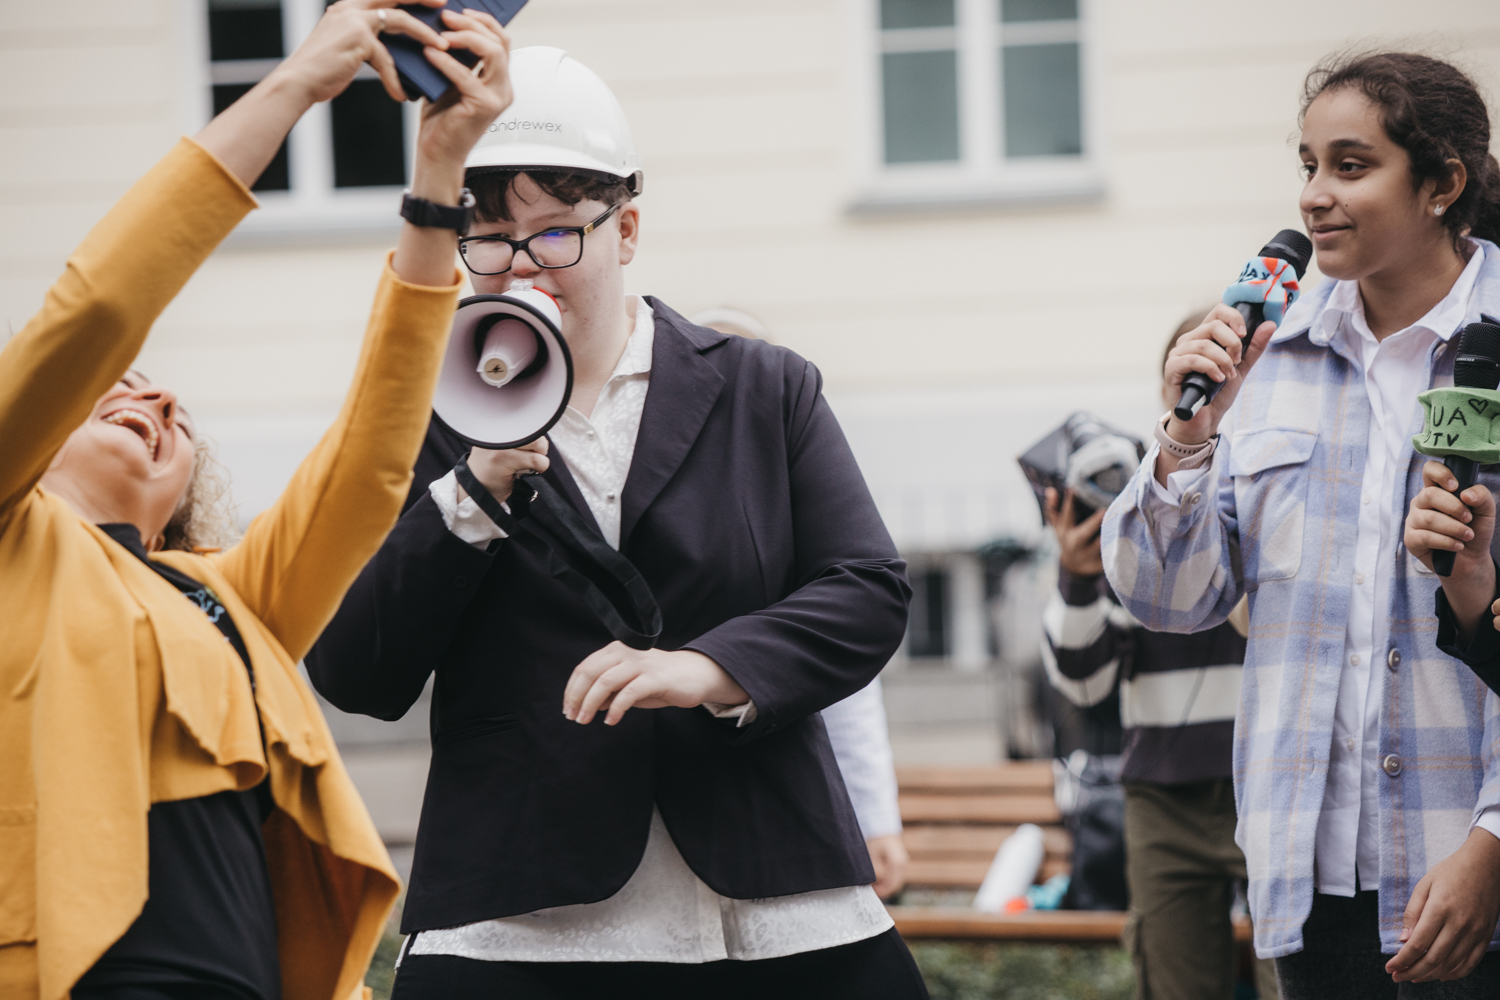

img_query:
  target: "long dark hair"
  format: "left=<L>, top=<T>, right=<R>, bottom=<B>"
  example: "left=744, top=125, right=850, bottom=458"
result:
left=1301, top=52, right=1500, bottom=250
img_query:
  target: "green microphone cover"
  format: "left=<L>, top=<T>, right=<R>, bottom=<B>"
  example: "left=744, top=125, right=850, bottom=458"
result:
left=1412, top=386, right=1500, bottom=463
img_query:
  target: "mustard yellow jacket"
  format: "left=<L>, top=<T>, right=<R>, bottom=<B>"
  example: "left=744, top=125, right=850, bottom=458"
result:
left=0, top=139, right=461, bottom=1000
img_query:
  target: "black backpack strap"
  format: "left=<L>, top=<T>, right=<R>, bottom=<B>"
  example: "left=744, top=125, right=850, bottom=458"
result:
left=453, top=460, right=663, bottom=650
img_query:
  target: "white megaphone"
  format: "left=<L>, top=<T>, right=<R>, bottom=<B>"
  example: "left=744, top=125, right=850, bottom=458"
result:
left=432, top=279, right=573, bottom=449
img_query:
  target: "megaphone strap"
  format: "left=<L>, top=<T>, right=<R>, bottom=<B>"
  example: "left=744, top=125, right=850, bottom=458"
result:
left=454, top=459, right=664, bottom=650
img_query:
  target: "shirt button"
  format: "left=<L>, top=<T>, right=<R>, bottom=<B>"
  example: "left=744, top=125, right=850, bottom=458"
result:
left=1350, top=653, right=1361, bottom=666
left=1387, top=648, right=1401, bottom=672
left=606, top=492, right=617, bottom=502
left=1362, top=494, right=1370, bottom=505
left=1345, top=737, right=1356, bottom=751
left=587, top=430, right=596, bottom=439
left=1382, top=754, right=1402, bottom=777
left=1353, top=573, right=1365, bottom=585
left=1191, top=493, right=1202, bottom=505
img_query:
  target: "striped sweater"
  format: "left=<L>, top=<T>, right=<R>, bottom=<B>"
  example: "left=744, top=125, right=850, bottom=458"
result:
left=1042, top=569, right=1247, bottom=785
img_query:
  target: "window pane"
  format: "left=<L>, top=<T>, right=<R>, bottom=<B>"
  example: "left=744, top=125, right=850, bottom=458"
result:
left=208, top=0, right=283, bottom=61
left=882, top=50, right=960, bottom=164
left=1000, top=0, right=1077, bottom=22
left=213, top=84, right=289, bottom=190
left=907, top=569, right=949, bottom=659
left=331, top=80, right=407, bottom=188
left=1002, top=42, right=1081, bottom=157
left=880, top=0, right=955, bottom=29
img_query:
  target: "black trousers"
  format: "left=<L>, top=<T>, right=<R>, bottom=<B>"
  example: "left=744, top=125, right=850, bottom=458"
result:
left=391, top=927, right=930, bottom=1000
left=1276, top=891, right=1500, bottom=999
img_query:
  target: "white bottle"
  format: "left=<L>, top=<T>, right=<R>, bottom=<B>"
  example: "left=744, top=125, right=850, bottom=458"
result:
left=972, top=823, right=1045, bottom=913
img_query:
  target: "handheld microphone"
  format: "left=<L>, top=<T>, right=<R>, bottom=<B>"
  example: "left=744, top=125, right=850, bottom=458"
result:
left=1413, top=316, right=1500, bottom=576
left=1173, top=230, right=1313, bottom=422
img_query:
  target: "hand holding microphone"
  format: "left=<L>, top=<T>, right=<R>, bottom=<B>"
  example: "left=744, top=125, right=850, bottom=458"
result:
left=1161, top=231, right=1312, bottom=462
left=1408, top=317, right=1500, bottom=578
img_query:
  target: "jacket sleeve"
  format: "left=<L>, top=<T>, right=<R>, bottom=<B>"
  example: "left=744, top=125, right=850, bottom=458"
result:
left=304, top=479, right=500, bottom=720
left=0, top=139, right=255, bottom=525
left=1041, top=570, right=1134, bottom=708
left=684, top=360, right=911, bottom=745
left=1434, top=583, right=1500, bottom=697
left=1101, top=438, right=1244, bottom=634
left=210, top=255, right=462, bottom=663
left=820, top=677, right=902, bottom=839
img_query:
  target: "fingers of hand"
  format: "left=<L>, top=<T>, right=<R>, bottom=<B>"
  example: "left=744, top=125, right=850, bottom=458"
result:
left=576, top=664, right=639, bottom=725
left=563, top=643, right=624, bottom=720
left=1423, top=460, right=1460, bottom=491
left=1461, top=483, right=1495, bottom=514
left=378, top=7, right=448, bottom=49
left=460, top=5, right=510, bottom=41
left=1409, top=501, right=1474, bottom=539
left=365, top=39, right=406, bottom=102
left=604, top=675, right=661, bottom=727
left=521, top=437, right=549, bottom=457
left=1171, top=348, right=1233, bottom=384
left=1208, top=302, right=1247, bottom=338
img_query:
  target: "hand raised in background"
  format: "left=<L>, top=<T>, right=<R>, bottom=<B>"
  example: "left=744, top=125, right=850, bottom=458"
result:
left=1045, top=487, right=1105, bottom=578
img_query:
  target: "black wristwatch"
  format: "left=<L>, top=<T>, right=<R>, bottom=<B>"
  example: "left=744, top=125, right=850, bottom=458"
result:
left=400, top=188, right=476, bottom=236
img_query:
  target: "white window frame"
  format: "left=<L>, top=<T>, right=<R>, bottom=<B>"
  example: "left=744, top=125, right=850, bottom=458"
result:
left=178, top=0, right=421, bottom=244
left=848, top=0, right=1104, bottom=214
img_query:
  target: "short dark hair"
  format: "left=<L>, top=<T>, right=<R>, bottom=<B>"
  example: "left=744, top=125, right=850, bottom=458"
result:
left=1301, top=52, right=1500, bottom=249
left=467, top=168, right=634, bottom=224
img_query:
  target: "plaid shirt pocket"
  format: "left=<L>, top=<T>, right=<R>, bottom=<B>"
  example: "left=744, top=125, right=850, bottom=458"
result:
left=1228, top=428, right=1318, bottom=584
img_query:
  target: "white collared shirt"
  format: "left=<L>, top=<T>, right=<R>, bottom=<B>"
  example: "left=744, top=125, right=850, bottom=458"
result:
left=1313, top=245, right=1491, bottom=895
left=415, top=296, right=892, bottom=963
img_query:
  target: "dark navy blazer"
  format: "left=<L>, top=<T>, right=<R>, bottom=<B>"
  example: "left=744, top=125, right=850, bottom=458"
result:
left=306, top=298, right=910, bottom=933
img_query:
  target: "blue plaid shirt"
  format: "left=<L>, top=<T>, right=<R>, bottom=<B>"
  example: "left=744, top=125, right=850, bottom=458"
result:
left=1102, top=240, right=1500, bottom=958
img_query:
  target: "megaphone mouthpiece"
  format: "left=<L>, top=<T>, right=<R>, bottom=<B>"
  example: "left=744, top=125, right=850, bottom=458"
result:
left=476, top=317, right=540, bottom=387
left=434, top=288, right=573, bottom=450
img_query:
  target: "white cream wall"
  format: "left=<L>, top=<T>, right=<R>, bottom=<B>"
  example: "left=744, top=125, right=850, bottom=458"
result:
left=3, top=0, right=1498, bottom=534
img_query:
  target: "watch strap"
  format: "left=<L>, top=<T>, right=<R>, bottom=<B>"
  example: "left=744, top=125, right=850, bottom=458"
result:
left=401, top=188, right=476, bottom=236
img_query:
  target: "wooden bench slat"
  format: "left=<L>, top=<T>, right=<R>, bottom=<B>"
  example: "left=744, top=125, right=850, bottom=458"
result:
left=903, top=824, right=1072, bottom=857
left=907, top=858, right=1071, bottom=887
left=890, top=907, right=1254, bottom=944
left=899, top=793, right=1062, bottom=825
left=890, top=906, right=1126, bottom=942
left=897, top=762, right=1054, bottom=794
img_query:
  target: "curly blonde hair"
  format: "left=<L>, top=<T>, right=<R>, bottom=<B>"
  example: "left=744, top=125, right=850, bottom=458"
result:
left=161, top=433, right=239, bottom=553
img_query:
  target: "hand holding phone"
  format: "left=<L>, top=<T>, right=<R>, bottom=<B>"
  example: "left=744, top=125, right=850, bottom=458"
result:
left=383, top=0, right=528, bottom=101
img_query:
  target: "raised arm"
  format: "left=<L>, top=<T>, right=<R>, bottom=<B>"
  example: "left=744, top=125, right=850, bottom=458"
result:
left=212, top=5, right=514, bottom=660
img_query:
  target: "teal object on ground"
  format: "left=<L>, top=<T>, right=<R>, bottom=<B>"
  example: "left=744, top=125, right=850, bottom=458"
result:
left=1412, top=386, right=1500, bottom=462
left=1025, top=874, right=1070, bottom=910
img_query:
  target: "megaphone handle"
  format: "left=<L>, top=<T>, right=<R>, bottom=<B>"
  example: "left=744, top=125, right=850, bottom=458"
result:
left=454, top=460, right=664, bottom=649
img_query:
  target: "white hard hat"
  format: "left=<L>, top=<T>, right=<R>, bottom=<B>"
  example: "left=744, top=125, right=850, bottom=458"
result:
left=466, top=47, right=643, bottom=196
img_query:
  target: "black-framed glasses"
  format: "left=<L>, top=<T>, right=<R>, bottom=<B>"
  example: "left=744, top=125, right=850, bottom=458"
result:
left=457, top=204, right=619, bottom=276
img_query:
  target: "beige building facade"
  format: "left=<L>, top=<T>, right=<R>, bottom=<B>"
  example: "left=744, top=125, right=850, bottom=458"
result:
left=4, top=0, right=1499, bottom=696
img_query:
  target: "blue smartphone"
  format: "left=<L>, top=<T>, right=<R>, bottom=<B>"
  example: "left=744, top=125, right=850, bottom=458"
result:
left=382, top=0, right=527, bottom=102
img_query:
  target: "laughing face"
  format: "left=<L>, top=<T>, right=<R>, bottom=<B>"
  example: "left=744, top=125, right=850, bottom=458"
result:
left=42, top=371, right=197, bottom=549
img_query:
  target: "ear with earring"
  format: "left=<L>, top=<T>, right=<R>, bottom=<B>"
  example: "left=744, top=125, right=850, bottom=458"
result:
left=1435, top=204, right=1446, bottom=216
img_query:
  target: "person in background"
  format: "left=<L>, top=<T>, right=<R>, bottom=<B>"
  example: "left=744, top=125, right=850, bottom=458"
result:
left=823, top=678, right=908, bottom=899
left=0, top=2, right=511, bottom=997
left=695, top=311, right=908, bottom=902
left=1103, top=51, right=1500, bottom=997
left=1043, top=315, right=1277, bottom=1000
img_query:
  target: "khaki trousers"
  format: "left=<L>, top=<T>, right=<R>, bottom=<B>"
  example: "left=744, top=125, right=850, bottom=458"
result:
left=1122, top=780, right=1279, bottom=1000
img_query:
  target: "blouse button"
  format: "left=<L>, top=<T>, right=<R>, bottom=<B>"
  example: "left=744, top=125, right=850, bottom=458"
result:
left=1387, top=648, right=1401, bottom=672
left=1382, top=754, right=1402, bottom=777
left=606, top=492, right=617, bottom=502
left=1350, top=653, right=1361, bottom=666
